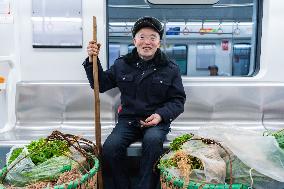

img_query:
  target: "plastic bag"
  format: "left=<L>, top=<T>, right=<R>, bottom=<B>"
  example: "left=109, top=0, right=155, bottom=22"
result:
left=5, top=147, right=35, bottom=186
left=228, top=155, right=284, bottom=189
left=160, top=139, right=227, bottom=184
left=21, top=156, right=76, bottom=182
left=4, top=148, right=77, bottom=187
left=198, top=126, right=284, bottom=188
left=183, top=139, right=226, bottom=183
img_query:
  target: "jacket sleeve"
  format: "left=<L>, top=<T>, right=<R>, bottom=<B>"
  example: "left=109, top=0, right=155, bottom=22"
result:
left=155, top=68, right=186, bottom=124
left=82, top=57, right=117, bottom=92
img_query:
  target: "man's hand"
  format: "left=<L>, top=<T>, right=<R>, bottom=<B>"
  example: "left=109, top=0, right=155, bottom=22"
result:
left=140, top=113, right=162, bottom=127
left=87, top=40, right=101, bottom=62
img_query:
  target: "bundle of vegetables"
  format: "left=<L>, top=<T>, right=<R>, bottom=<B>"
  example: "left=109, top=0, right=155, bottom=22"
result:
left=8, top=138, right=70, bottom=166
left=157, top=134, right=250, bottom=189
left=0, top=131, right=99, bottom=189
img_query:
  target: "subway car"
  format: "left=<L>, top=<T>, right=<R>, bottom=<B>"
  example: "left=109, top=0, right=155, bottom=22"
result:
left=0, top=0, right=283, bottom=188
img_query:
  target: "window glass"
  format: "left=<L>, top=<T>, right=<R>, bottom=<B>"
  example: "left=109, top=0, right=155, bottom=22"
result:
left=232, top=43, right=251, bottom=76
left=109, top=44, right=120, bottom=67
left=164, top=45, right=187, bottom=75
left=196, top=43, right=216, bottom=70
left=107, top=0, right=261, bottom=77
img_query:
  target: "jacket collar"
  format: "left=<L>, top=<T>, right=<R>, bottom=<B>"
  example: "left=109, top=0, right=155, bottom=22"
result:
left=122, top=47, right=169, bottom=67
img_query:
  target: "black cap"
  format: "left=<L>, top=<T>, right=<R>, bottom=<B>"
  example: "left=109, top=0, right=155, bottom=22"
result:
left=208, top=65, right=218, bottom=70
left=132, top=16, right=164, bottom=39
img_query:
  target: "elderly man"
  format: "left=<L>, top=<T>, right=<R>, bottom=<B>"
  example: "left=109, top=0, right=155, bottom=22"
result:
left=83, top=16, right=186, bottom=189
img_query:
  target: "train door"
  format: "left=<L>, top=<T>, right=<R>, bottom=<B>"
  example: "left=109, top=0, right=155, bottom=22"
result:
left=232, top=43, right=251, bottom=76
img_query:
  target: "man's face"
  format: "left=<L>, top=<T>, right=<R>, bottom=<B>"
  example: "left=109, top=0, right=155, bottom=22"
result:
left=133, top=27, right=160, bottom=61
left=210, top=68, right=218, bottom=76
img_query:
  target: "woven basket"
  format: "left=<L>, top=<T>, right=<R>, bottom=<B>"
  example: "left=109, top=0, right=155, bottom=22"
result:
left=0, top=131, right=99, bottom=189
left=158, top=137, right=250, bottom=189
left=159, top=167, right=249, bottom=189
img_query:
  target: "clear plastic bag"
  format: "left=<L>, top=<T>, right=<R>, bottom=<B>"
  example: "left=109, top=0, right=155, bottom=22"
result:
left=160, top=139, right=227, bottom=184
left=4, top=148, right=77, bottom=187
left=198, top=126, right=284, bottom=188
left=183, top=140, right=226, bottom=183
left=5, top=147, right=35, bottom=186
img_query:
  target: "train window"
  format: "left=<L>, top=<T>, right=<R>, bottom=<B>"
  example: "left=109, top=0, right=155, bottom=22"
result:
left=128, top=45, right=135, bottom=53
left=196, top=43, right=216, bottom=70
left=109, top=44, right=120, bottom=67
left=108, top=43, right=130, bottom=67
left=107, top=0, right=262, bottom=77
left=147, top=0, right=219, bottom=4
left=163, top=45, right=188, bottom=75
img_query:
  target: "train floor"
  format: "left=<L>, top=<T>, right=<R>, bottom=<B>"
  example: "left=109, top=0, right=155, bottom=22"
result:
left=103, top=156, right=161, bottom=189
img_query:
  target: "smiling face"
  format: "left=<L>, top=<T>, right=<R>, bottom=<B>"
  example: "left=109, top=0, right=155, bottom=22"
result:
left=133, top=27, right=161, bottom=61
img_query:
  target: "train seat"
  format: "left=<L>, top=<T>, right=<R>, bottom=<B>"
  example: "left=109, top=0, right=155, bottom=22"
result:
left=2, top=81, right=284, bottom=165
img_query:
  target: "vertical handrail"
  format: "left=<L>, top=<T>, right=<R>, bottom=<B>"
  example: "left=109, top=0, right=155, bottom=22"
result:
left=0, top=55, right=15, bottom=68
left=0, top=55, right=15, bottom=133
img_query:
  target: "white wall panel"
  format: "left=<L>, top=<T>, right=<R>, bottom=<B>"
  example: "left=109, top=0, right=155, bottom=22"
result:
left=0, top=0, right=282, bottom=81
left=258, top=0, right=284, bottom=82
left=16, top=0, right=106, bottom=81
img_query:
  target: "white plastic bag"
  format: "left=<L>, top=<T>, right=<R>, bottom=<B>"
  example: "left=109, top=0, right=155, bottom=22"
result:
left=5, top=147, right=35, bottom=186
left=183, top=140, right=226, bottom=183
left=198, top=126, right=284, bottom=188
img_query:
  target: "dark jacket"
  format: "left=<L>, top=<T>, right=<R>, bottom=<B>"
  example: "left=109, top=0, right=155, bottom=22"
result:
left=83, top=48, right=186, bottom=124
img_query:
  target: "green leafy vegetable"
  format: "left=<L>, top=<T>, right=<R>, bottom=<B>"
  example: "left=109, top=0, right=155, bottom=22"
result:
left=159, top=152, right=203, bottom=170
left=264, top=129, right=284, bottom=150
left=8, top=148, right=23, bottom=165
left=159, top=158, right=176, bottom=168
left=8, top=138, right=70, bottom=165
left=159, top=134, right=203, bottom=170
left=170, top=134, right=193, bottom=151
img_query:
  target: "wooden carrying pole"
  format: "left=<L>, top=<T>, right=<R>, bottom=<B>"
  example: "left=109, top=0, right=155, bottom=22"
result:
left=92, top=16, right=103, bottom=189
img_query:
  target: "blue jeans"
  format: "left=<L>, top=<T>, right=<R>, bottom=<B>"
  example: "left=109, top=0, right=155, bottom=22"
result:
left=102, top=118, right=170, bottom=189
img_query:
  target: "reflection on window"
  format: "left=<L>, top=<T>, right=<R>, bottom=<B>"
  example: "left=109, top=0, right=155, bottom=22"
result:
left=232, top=43, right=251, bottom=76
left=128, top=44, right=188, bottom=74
left=164, top=45, right=187, bottom=75
left=109, top=44, right=120, bottom=67
left=108, top=44, right=130, bottom=67
left=196, top=43, right=216, bottom=70
left=128, top=45, right=135, bottom=53
left=107, top=0, right=261, bottom=77
left=109, top=44, right=188, bottom=75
